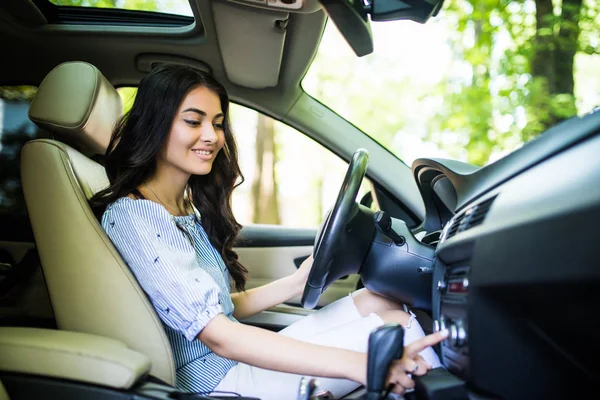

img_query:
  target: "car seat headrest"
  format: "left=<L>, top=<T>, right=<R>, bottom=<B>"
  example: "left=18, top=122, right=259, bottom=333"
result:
left=29, top=61, right=122, bottom=155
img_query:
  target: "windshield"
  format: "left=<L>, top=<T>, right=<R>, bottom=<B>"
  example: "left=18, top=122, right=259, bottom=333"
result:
left=303, top=0, right=600, bottom=167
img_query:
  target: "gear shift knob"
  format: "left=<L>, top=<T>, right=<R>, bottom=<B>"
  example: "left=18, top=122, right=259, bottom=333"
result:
left=366, top=324, right=405, bottom=400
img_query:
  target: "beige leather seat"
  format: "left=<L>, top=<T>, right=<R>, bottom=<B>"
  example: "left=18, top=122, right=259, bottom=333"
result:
left=21, top=61, right=175, bottom=385
left=0, top=380, right=9, bottom=400
left=0, top=327, right=151, bottom=390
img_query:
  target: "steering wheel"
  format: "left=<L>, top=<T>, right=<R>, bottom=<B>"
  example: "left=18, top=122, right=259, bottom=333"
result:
left=301, top=148, right=369, bottom=309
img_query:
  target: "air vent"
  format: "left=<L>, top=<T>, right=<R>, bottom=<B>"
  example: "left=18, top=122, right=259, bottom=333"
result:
left=444, top=195, right=497, bottom=241
left=464, top=196, right=496, bottom=229
left=445, top=213, right=465, bottom=239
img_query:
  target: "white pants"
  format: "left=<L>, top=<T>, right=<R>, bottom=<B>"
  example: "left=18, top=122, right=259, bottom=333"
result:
left=213, top=291, right=441, bottom=400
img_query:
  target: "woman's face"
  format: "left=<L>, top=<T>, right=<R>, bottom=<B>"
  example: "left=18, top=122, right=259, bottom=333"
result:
left=158, top=85, right=226, bottom=177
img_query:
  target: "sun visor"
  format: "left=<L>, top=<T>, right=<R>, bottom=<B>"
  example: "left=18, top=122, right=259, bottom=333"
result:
left=213, top=1, right=288, bottom=89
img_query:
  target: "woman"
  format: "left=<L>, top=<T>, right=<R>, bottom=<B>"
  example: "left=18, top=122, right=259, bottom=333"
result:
left=92, top=64, right=448, bottom=400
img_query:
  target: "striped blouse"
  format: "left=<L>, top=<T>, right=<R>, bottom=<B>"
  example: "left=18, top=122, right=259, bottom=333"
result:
left=102, top=197, right=238, bottom=393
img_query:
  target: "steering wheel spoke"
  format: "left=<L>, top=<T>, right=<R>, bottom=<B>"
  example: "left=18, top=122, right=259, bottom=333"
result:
left=301, top=148, right=372, bottom=309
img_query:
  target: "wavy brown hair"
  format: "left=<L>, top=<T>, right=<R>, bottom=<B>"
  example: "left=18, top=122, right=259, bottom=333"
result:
left=91, top=64, right=247, bottom=291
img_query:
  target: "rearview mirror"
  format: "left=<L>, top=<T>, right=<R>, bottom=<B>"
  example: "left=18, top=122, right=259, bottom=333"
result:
left=319, top=0, right=445, bottom=56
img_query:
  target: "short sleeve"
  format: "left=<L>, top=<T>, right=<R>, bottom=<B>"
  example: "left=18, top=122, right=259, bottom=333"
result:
left=102, top=200, right=223, bottom=341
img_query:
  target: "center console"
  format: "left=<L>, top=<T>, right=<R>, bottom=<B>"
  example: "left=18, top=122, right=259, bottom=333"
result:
left=404, top=263, right=471, bottom=400
left=435, top=265, right=470, bottom=380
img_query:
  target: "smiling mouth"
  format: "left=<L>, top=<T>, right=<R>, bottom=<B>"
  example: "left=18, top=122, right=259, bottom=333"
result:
left=192, top=149, right=212, bottom=156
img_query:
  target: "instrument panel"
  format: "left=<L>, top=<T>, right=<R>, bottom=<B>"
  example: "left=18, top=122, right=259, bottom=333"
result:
left=422, top=129, right=600, bottom=399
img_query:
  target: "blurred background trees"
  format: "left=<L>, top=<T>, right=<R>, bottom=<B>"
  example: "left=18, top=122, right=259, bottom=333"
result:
left=304, top=0, right=600, bottom=166
left=250, top=115, right=280, bottom=225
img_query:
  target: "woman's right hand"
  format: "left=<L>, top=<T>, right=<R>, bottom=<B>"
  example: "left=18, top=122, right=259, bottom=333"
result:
left=385, top=329, right=449, bottom=394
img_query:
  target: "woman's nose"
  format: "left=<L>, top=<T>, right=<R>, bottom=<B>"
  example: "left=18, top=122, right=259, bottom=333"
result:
left=200, top=123, right=218, bottom=143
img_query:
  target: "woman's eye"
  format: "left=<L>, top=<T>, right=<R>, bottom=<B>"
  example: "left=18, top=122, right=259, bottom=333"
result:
left=185, top=120, right=201, bottom=127
left=213, top=123, right=224, bottom=130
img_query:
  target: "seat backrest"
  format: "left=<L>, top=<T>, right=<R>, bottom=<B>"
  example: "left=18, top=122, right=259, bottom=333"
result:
left=22, top=61, right=175, bottom=385
left=0, top=379, right=9, bottom=400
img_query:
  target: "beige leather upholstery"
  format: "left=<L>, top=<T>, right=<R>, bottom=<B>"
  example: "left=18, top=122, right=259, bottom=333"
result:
left=28, top=62, right=121, bottom=155
left=21, top=62, right=176, bottom=385
left=0, top=327, right=150, bottom=389
left=0, top=379, right=8, bottom=400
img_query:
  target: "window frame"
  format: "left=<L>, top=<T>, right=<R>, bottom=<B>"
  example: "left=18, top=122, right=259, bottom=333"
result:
left=34, top=0, right=195, bottom=27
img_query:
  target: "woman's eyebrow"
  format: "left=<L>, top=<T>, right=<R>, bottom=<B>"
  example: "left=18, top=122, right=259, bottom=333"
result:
left=182, top=107, right=224, bottom=119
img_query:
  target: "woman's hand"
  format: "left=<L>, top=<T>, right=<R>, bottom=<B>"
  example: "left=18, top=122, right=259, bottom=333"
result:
left=293, top=254, right=313, bottom=293
left=386, top=329, right=449, bottom=394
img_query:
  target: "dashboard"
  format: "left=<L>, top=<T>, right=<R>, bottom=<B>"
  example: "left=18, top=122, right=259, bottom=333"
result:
left=411, top=110, right=600, bottom=399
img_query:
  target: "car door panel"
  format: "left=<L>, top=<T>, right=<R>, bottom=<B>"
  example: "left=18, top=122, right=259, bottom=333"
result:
left=235, top=245, right=361, bottom=307
left=234, top=225, right=361, bottom=329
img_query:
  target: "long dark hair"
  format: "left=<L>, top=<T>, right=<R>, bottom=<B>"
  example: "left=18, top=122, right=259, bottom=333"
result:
left=92, top=64, right=247, bottom=291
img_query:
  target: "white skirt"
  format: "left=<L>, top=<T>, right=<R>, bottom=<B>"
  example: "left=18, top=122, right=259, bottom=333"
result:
left=213, top=291, right=441, bottom=400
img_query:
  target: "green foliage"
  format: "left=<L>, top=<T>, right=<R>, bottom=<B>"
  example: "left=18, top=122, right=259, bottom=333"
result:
left=0, top=86, right=37, bottom=101
left=307, top=0, right=599, bottom=167
left=428, top=0, right=593, bottom=165
left=304, top=50, right=409, bottom=151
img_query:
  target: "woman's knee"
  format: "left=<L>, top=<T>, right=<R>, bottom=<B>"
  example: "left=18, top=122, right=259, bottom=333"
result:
left=352, top=288, right=404, bottom=317
left=376, top=309, right=412, bottom=327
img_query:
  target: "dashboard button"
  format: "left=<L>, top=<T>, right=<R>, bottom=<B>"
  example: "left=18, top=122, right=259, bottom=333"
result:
left=446, top=320, right=467, bottom=347
left=448, top=324, right=459, bottom=346
left=456, top=320, right=467, bottom=346
left=437, top=280, right=447, bottom=291
left=438, top=317, right=447, bottom=331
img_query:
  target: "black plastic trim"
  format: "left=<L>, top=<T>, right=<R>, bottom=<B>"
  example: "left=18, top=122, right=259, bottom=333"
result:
left=1, top=373, right=137, bottom=400
left=0, top=373, right=262, bottom=399
left=413, top=367, right=468, bottom=400
left=0, top=213, right=34, bottom=242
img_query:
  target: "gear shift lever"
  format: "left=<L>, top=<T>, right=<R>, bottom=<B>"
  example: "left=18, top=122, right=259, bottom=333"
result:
left=366, top=324, right=405, bottom=400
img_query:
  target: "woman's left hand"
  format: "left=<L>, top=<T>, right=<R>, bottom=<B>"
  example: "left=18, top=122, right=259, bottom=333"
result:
left=293, top=254, right=313, bottom=292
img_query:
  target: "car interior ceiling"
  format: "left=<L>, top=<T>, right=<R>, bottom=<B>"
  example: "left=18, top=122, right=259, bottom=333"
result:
left=1, top=0, right=599, bottom=400
left=0, top=0, right=324, bottom=120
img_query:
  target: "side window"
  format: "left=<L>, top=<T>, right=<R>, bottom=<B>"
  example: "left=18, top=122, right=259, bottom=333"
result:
left=96, top=89, right=374, bottom=228
left=229, top=104, right=371, bottom=228
left=0, top=87, right=48, bottom=214
left=0, top=86, right=135, bottom=215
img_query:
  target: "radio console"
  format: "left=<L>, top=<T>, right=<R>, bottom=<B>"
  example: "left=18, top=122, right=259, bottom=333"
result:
left=435, top=265, right=470, bottom=379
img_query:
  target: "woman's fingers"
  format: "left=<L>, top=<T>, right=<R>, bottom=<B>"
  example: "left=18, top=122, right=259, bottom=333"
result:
left=387, top=359, right=417, bottom=393
left=411, top=354, right=430, bottom=376
left=404, top=329, right=449, bottom=358
left=384, top=331, right=447, bottom=394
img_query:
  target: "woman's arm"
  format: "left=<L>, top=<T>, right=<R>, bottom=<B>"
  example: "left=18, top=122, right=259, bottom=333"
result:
left=200, top=314, right=366, bottom=383
left=200, top=314, right=450, bottom=392
left=230, top=275, right=301, bottom=320
left=231, top=255, right=312, bottom=320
